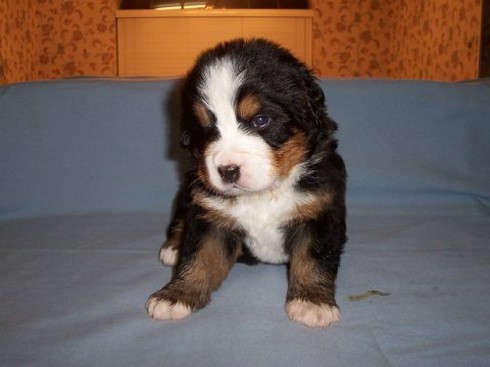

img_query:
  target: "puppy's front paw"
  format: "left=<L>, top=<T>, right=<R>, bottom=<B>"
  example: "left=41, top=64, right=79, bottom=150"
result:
left=146, top=296, right=192, bottom=321
left=286, top=299, right=340, bottom=328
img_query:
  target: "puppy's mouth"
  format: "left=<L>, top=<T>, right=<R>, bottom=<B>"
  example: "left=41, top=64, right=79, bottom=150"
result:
left=217, top=183, right=254, bottom=197
left=204, top=177, right=261, bottom=197
left=213, top=178, right=283, bottom=198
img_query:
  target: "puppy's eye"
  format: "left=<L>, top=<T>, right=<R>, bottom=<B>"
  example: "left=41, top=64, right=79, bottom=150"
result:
left=250, top=115, right=271, bottom=129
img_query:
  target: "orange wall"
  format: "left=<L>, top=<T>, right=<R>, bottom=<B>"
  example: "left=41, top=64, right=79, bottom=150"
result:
left=311, top=0, right=482, bottom=80
left=389, top=0, right=482, bottom=80
left=0, top=0, right=118, bottom=84
left=0, top=0, right=483, bottom=84
left=0, top=0, right=39, bottom=83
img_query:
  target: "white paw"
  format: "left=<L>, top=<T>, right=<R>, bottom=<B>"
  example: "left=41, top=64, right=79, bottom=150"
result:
left=286, top=299, right=340, bottom=328
left=146, top=298, right=192, bottom=321
left=159, top=246, right=178, bottom=266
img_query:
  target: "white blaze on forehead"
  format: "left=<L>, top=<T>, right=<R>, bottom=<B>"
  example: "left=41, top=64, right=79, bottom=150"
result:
left=199, top=57, right=244, bottom=139
left=198, top=57, right=278, bottom=194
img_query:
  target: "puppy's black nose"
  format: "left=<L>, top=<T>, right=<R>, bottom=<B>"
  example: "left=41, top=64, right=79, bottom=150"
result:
left=218, top=164, right=240, bottom=184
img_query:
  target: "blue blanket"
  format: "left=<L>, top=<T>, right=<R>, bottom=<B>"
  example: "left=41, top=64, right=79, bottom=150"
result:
left=1, top=78, right=489, bottom=366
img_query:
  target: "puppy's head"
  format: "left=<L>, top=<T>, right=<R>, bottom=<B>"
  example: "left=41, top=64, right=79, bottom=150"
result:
left=181, top=39, right=337, bottom=196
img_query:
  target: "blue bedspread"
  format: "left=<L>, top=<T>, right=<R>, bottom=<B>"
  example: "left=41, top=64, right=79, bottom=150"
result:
left=1, top=78, right=489, bottom=366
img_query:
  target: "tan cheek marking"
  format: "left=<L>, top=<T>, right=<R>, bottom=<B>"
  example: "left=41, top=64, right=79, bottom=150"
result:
left=194, top=102, right=211, bottom=127
left=273, top=130, right=308, bottom=177
left=237, top=93, right=261, bottom=122
left=197, top=161, right=211, bottom=189
left=197, top=144, right=216, bottom=191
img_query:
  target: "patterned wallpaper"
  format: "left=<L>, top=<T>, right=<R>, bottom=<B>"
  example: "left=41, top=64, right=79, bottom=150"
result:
left=0, top=0, right=484, bottom=83
left=36, top=0, right=118, bottom=80
left=0, top=0, right=39, bottom=83
left=0, top=0, right=118, bottom=84
left=310, top=0, right=390, bottom=78
left=310, top=0, right=483, bottom=80
left=388, top=0, right=482, bottom=80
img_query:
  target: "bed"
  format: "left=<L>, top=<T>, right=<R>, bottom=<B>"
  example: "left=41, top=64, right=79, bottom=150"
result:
left=1, top=77, right=489, bottom=366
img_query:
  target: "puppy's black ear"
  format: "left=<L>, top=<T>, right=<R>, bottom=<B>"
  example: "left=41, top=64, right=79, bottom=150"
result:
left=180, top=116, right=200, bottom=158
left=179, top=127, right=200, bottom=159
left=304, top=75, right=338, bottom=135
left=180, top=129, right=191, bottom=149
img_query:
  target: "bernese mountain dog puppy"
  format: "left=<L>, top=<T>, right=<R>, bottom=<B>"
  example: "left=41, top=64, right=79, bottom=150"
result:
left=146, top=39, right=347, bottom=328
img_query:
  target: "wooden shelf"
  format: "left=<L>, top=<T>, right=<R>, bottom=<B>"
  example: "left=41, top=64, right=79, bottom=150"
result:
left=116, top=9, right=313, bottom=77
left=116, top=9, right=314, bottom=18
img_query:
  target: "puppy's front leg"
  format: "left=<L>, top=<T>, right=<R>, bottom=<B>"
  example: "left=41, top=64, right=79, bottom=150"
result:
left=285, top=223, right=344, bottom=328
left=147, top=222, right=237, bottom=321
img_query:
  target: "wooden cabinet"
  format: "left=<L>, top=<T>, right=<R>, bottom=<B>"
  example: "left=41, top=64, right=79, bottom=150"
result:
left=116, top=9, right=313, bottom=77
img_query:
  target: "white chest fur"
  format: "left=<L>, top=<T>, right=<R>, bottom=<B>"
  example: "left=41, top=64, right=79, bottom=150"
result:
left=201, top=173, right=314, bottom=264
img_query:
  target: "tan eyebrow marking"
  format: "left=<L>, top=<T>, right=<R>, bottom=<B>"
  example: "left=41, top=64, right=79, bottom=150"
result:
left=237, top=93, right=261, bottom=122
left=193, top=102, right=212, bottom=127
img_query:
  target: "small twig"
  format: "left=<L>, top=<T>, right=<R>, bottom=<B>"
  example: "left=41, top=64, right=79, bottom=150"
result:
left=347, top=290, right=390, bottom=301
